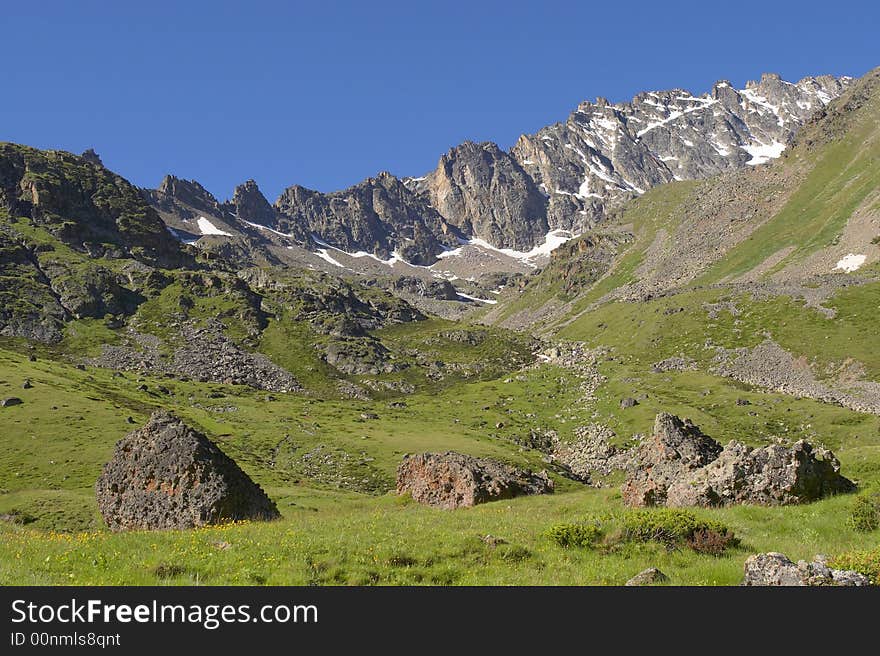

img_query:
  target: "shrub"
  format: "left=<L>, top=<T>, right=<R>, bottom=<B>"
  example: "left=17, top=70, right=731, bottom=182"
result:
left=0, top=509, right=37, bottom=525
left=545, top=523, right=603, bottom=549
left=622, top=509, right=738, bottom=553
left=830, top=547, right=880, bottom=585
left=686, top=527, right=737, bottom=556
left=871, top=235, right=880, bottom=245
left=847, top=493, right=880, bottom=532
left=498, top=544, right=532, bottom=563
left=151, top=563, right=187, bottom=579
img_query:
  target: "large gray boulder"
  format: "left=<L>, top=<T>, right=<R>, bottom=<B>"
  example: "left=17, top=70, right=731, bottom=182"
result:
left=742, top=553, right=870, bottom=586
left=397, top=451, right=553, bottom=509
left=96, top=411, right=280, bottom=531
left=622, top=413, right=854, bottom=507
left=667, top=439, right=854, bottom=507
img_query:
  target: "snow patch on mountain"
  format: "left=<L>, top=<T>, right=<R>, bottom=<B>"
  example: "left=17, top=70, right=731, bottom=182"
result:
left=165, top=226, right=200, bottom=245
left=742, top=141, right=787, bottom=165
left=196, top=217, right=233, bottom=236
left=835, top=254, right=866, bottom=273
left=455, top=229, right=576, bottom=267
left=455, top=291, right=498, bottom=304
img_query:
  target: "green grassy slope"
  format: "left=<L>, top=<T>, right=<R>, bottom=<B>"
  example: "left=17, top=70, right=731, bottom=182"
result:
left=698, top=74, right=880, bottom=284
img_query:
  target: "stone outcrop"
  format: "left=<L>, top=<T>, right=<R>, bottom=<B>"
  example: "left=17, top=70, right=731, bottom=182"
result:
left=96, top=411, right=280, bottom=531
left=388, top=275, right=460, bottom=301
left=412, top=141, right=549, bottom=250
left=88, top=320, right=302, bottom=393
left=625, top=567, right=669, bottom=586
left=621, top=413, right=722, bottom=506
left=666, top=439, right=854, bottom=507
left=80, top=149, right=103, bottom=166
left=622, top=413, right=854, bottom=507
left=231, top=179, right=278, bottom=229
left=275, top=172, right=458, bottom=265
left=397, top=451, right=553, bottom=509
left=0, top=144, right=185, bottom=266
left=0, top=144, right=190, bottom=342
left=742, top=553, right=870, bottom=586
left=550, top=423, right=630, bottom=484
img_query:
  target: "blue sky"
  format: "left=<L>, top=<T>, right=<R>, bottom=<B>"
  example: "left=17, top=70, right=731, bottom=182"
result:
left=1, top=1, right=877, bottom=201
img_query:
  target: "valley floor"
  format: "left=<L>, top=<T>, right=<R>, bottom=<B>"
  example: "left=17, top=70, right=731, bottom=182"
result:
left=1, top=332, right=878, bottom=586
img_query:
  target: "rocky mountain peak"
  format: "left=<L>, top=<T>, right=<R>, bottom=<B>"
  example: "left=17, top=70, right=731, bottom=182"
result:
left=80, top=148, right=103, bottom=167
left=232, top=179, right=275, bottom=227
left=156, top=174, right=222, bottom=215
left=274, top=174, right=457, bottom=264
left=416, top=139, right=549, bottom=250
left=143, top=70, right=853, bottom=272
left=507, top=72, right=852, bottom=241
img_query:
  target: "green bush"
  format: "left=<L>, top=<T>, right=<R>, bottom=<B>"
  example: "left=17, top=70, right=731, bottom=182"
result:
left=0, top=508, right=37, bottom=525
left=830, top=546, right=880, bottom=585
left=622, top=509, right=738, bottom=553
left=847, top=493, right=880, bottom=532
left=545, top=523, right=603, bottom=549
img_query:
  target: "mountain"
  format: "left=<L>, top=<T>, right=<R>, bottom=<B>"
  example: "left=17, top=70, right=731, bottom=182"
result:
left=485, top=66, right=880, bottom=382
left=507, top=73, right=850, bottom=239
left=0, top=144, right=192, bottom=342
left=408, top=141, right=549, bottom=251
left=0, top=143, right=184, bottom=265
left=274, top=172, right=458, bottom=265
left=144, top=72, right=850, bottom=279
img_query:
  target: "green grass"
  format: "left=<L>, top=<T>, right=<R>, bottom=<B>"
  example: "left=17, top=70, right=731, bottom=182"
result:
left=2, top=484, right=876, bottom=586
left=1, top=325, right=879, bottom=585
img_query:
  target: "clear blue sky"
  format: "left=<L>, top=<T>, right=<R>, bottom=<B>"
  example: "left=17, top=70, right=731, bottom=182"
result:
left=1, top=1, right=876, bottom=201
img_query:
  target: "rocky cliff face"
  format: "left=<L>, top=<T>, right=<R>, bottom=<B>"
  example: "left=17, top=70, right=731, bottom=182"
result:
left=510, top=73, right=851, bottom=235
left=274, top=172, right=458, bottom=265
left=0, top=144, right=191, bottom=342
left=0, top=144, right=185, bottom=266
left=144, top=72, right=850, bottom=268
left=410, top=141, right=549, bottom=250
left=232, top=179, right=283, bottom=231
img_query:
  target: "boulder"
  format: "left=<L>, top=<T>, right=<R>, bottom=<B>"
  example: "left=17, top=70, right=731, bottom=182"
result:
left=667, top=439, right=854, bottom=507
left=742, top=553, right=870, bottom=586
left=96, top=410, right=280, bottom=531
left=621, top=413, right=722, bottom=507
left=1, top=397, right=23, bottom=407
left=619, top=397, right=638, bottom=409
left=623, top=413, right=854, bottom=507
left=397, top=451, right=553, bottom=509
left=625, top=567, right=669, bottom=586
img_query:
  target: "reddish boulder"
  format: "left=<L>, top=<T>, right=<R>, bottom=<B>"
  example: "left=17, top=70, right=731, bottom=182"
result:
left=397, top=451, right=553, bottom=509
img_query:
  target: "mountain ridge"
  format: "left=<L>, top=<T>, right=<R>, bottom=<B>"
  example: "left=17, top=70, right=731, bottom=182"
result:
left=144, top=71, right=851, bottom=270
